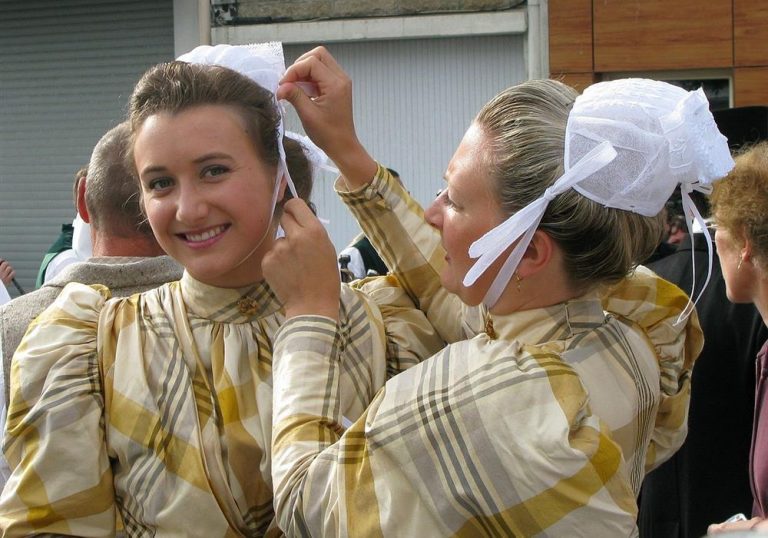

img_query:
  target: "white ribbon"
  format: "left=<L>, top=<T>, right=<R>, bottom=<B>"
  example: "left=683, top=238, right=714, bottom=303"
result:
left=675, top=181, right=715, bottom=325
left=463, top=141, right=618, bottom=308
left=284, top=130, right=340, bottom=177
left=275, top=108, right=299, bottom=200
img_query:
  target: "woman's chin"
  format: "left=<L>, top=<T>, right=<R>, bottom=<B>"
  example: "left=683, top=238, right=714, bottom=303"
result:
left=439, top=272, right=459, bottom=296
left=441, top=271, right=485, bottom=307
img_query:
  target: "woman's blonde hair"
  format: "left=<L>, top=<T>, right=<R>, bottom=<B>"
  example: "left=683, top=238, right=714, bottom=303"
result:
left=711, top=141, right=768, bottom=272
left=475, top=79, right=664, bottom=292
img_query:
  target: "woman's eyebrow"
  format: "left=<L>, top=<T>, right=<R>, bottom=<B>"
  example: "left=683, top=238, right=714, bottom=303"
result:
left=193, top=152, right=234, bottom=164
left=139, top=163, right=168, bottom=176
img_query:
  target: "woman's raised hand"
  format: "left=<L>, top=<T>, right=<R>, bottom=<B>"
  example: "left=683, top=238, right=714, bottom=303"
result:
left=278, top=46, right=377, bottom=189
left=262, top=198, right=341, bottom=321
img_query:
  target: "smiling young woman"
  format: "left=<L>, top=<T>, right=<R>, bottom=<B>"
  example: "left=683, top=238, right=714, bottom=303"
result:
left=133, top=103, right=280, bottom=288
left=0, top=49, right=443, bottom=536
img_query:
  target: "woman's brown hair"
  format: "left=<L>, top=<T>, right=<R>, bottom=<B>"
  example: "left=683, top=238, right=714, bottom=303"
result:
left=128, top=60, right=312, bottom=204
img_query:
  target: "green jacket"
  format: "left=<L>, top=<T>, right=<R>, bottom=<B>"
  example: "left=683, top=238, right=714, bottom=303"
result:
left=35, top=223, right=73, bottom=288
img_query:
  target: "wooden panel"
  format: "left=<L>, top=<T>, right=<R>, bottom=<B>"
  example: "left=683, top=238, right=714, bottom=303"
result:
left=735, top=0, right=768, bottom=67
left=552, top=72, right=597, bottom=93
left=735, top=68, right=768, bottom=107
left=549, top=0, right=592, bottom=73
left=594, top=0, right=732, bottom=72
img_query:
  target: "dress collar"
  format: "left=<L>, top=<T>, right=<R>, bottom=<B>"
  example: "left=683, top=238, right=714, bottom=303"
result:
left=489, top=292, right=606, bottom=345
left=179, top=271, right=283, bottom=323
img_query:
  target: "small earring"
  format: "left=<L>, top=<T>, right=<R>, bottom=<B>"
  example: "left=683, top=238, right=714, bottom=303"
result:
left=515, top=273, right=523, bottom=292
left=738, top=257, right=743, bottom=270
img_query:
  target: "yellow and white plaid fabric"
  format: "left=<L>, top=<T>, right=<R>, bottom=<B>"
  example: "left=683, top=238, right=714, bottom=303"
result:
left=0, top=272, right=443, bottom=536
left=268, top=167, right=703, bottom=536
left=340, top=166, right=703, bottom=485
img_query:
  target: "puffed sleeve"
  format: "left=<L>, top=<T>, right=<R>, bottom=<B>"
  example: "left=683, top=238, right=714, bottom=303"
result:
left=601, top=265, right=704, bottom=470
left=0, top=282, right=116, bottom=537
left=337, top=165, right=485, bottom=342
left=332, top=281, right=445, bottom=423
left=353, top=274, right=445, bottom=379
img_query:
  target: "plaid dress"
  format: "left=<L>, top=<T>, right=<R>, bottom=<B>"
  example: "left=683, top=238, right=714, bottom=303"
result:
left=0, top=272, right=442, bottom=536
left=268, top=166, right=703, bottom=536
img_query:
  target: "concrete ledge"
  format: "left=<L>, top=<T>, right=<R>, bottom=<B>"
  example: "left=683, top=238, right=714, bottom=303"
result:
left=233, top=0, right=525, bottom=22
left=212, top=9, right=527, bottom=44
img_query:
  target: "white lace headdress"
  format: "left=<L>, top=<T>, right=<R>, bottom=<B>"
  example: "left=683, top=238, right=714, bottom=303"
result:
left=464, top=78, right=735, bottom=319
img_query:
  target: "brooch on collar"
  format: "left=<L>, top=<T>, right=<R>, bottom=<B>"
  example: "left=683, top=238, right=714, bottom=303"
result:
left=484, top=316, right=497, bottom=340
left=237, top=296, right=260, bottom=316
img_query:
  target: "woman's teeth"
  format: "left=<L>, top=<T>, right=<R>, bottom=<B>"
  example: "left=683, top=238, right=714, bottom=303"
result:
left=185, top=225, right=225, bottom=242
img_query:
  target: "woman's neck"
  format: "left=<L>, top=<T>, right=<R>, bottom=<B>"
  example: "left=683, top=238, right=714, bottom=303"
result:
left=489, top=267, right=583, bottom=316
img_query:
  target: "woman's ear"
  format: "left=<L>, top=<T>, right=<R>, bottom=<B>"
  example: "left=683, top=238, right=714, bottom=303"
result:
left=742, top=235, right=754, bottom=264
left=517, top=229, right=555, bottom=278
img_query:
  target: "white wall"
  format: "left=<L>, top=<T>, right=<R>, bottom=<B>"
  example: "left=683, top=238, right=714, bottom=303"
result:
left=281, top=35, right=527, bottom=251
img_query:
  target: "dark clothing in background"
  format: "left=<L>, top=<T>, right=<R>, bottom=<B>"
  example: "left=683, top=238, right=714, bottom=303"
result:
left=353, top=236, right=388, bottom=276
left=752, top=340, right=768, bottom=518
left=644, top=240, right=677, bottom=265
left=639, top=233, right=768, bottom=538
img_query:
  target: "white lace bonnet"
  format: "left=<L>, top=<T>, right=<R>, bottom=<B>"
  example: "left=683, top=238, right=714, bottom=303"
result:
left=176, top=43, right=336, bottom=199
left=464, top=78, right=735, bottom=317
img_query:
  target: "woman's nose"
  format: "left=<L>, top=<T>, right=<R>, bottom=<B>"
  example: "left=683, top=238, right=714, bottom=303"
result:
left=425, top=195, right=443, bottom=230
left=176, top=184, right=208, bottom=224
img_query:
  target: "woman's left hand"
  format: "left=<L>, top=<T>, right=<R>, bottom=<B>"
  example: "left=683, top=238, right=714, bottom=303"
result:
left=263, top=199, right=341, bottom=321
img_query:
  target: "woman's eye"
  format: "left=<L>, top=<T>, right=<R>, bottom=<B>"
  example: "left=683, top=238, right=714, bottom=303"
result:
left=203, top=165, right=229, bottom=178
left=147, top=177, right=173, bottom=191
left=437, top=189, right=457, bottom=208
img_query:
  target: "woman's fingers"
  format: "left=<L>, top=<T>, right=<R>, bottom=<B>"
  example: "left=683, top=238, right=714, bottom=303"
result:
left=290, top=46, right=346, bottom=78
left=263, top=199, right=341, bottom=320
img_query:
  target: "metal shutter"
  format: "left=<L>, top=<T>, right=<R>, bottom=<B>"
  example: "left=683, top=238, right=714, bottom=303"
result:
left=283, top=35, right=527, bottom=251
left=0, top=0, right=174, bottom=294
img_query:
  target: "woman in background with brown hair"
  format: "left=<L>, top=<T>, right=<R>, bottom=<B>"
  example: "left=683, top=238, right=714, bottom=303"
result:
left=708, top=141, right=768, bottom=534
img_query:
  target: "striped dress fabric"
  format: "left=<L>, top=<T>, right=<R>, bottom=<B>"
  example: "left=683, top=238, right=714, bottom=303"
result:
left=0, top=272, right=443, bottom=536
left=269, top=167, right=703, bottom=536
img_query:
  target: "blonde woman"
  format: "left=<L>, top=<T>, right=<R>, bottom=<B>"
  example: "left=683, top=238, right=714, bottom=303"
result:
left=259, top=49, right=728, bottom=535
